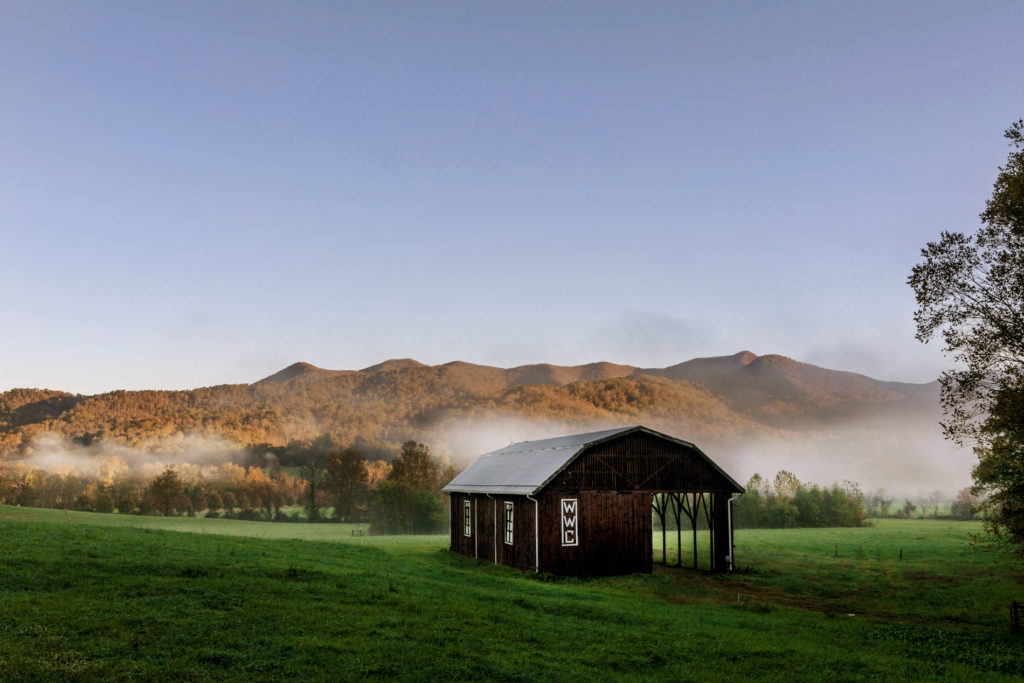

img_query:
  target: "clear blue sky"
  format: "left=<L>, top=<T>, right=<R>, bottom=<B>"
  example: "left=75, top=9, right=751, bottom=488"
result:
left=2, top=1, right=1022, bottom=394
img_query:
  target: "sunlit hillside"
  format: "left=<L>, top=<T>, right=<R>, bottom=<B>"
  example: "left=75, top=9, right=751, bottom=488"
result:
left=0, top=353, right=938, bottom=464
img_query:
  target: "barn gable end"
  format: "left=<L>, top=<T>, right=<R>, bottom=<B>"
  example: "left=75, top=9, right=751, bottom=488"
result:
left=546, top=430, right=741, bottom=494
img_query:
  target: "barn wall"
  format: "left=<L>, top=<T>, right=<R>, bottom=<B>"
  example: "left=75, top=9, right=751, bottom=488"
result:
left=449, top=492, right=479, bottom=559
left=494, top=495, right=538, bottom=572
left=448, top=493, right=537, bottom=571
left=547, top=432, right=737, bottom=493
left=478, top=495, right=496, bottom=563
left=539, top=490, right=651, bottom=577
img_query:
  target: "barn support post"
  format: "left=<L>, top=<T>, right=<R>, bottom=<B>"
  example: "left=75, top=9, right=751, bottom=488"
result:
left=663, top=497, right=671, bottom=565
left=680, top=493, right=698, bottom=570
left=726, top=494, right=735, bottom=572
left=474, top=496, right=479, bottom=559
left=669, top=493, right=683, bottom=568
left=699, top=493, right=715, bottom=571
left=652, top=494, right=668, bottom=565
left=692, top=493, right=703, bottom=570
left=711, top=492, right=731, bottom=573
left=710, top=494, right=717, bottom=571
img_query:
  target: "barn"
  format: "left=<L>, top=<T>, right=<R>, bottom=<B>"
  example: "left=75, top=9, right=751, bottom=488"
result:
left=443, top=425, right=744, bottom=577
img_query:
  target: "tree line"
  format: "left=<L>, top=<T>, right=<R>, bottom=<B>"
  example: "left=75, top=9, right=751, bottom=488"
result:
left=0, top=440, right=456, bottom=535
left=861, top=486, right=980, bottom=520
left=730, top=471, right=866, bottom=529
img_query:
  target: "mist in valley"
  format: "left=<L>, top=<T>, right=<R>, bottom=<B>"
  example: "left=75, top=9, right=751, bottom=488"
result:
left=13, top=432, right=246, bottom=479
left=436, top=411, right=973, bottom=504
left=3, top=386, right=972, bottom=507
left=716, top=419, right=972, bottom=503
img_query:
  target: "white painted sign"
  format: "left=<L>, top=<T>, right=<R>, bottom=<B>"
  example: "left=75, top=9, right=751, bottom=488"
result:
left=561, top=498, right=578, bottom=546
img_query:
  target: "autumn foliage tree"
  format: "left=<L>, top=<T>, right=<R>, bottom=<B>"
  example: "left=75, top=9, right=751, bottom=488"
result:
left=300, top=457, right=328, bottom=520
left=325, top=448, right=369, bottom=521
left=145, top=466, right=185, bottom=516
left=388, top=441, right=441, bottom=491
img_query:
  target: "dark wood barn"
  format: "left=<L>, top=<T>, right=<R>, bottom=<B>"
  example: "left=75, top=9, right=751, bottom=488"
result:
left=443, top=425, right=744, bottom=577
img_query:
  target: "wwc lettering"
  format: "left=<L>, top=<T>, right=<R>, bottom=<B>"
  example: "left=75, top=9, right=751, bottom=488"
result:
left=561, top=498, right=578, bottom=546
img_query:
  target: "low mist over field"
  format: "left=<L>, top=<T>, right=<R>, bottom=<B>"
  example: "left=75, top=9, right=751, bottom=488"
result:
left=0, top=351, right=967, bottom=499
left=15, top=433, right=245, bottom=476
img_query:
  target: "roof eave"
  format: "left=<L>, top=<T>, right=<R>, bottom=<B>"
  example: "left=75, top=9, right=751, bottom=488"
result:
left=443, top=485, right=537, bottom=495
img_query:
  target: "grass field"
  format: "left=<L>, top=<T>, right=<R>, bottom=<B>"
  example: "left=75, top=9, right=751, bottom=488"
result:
left=2, top=506, right=1022, bottom=681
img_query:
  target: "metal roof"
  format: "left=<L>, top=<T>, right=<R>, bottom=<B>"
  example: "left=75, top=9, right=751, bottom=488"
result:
left=442, top=425, right=742, bottom=495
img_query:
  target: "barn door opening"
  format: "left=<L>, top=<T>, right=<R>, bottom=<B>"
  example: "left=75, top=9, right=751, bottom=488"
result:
left=652, top=492, right=722, bottom=571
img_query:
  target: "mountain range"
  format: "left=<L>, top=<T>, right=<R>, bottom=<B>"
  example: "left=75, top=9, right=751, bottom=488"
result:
left=0, top=351, right=939, bottom=461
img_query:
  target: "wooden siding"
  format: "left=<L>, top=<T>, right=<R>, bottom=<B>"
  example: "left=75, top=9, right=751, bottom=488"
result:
left=478, top=495, right=497, bottom=563
left=449, top=493, right=479, bottom=559
left=538, top=490, right=651, bottom=577
left=546, top=432, right=736, bottom=493
left=494, top=496, right=538, bottom=571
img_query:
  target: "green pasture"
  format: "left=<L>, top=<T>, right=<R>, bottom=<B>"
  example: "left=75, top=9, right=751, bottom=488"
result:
left=659, top=520, right=1019, bottom=628
left=1, top=506, right=1022, bottom=681
left=0, top=504, right=427, bottom=546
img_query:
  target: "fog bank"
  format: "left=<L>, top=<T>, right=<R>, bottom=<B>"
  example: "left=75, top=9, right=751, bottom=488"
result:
left=15, top=433, right=245, bottom=476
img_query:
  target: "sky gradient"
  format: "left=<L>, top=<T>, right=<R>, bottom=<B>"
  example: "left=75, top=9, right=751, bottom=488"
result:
left=2, top=1, right=1023, bottom=394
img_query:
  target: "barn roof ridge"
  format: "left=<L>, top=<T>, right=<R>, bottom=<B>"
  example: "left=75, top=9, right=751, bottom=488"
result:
left=443, top=424, right=742, bottom=495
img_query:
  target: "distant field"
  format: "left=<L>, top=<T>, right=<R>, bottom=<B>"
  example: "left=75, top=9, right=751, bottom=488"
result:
left=0, top=504, right=433, bottom=547
left=1, top=506, right=1022, bottom=680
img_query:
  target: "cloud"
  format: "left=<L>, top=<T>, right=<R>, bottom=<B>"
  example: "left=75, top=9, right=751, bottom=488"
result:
left=802, top=339, right=945, bottom=383
left=590, top=309, right=713, bottom=366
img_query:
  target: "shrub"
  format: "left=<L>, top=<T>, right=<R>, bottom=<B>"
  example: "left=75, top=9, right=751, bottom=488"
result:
left=370, top=481, right=445, bottom=535
left=205, top=491, right=223, bottom=514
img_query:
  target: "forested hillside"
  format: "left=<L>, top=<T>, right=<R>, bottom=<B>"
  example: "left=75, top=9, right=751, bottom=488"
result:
left=0, top=352, right=937, bottom=460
